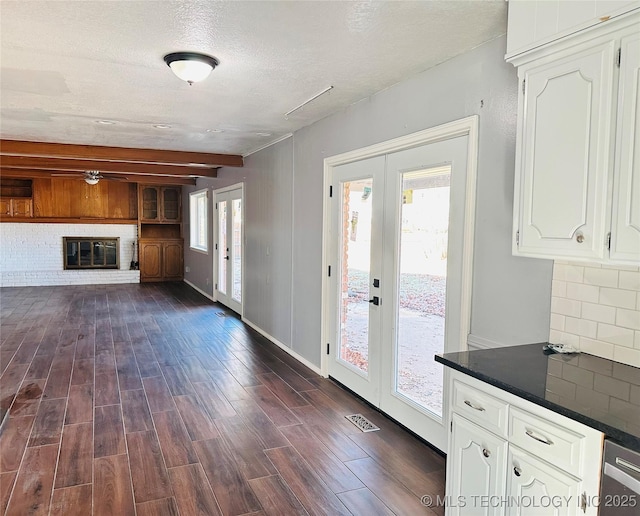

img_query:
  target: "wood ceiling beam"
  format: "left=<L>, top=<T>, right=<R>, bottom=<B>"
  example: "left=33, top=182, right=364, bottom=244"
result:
left=0, top=156, right=217, bottom=178
left=0, top=139, right=243, bottom=168
left=0, top=168, right=197, bottom=186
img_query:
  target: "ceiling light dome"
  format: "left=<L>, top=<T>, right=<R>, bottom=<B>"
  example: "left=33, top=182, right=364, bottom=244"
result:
left=164, top=52, right=219, bottom=85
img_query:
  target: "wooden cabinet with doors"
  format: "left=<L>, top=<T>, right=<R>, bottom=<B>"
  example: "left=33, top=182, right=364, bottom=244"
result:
left=137, top=184, right=183, bottom=282
left=1, top=197, right=33, bottom=218
left=139, top=185, right=181, bottom=222
left=0, top=178, right=33, bottom=218
left=139, top=239, right=183, bottom=282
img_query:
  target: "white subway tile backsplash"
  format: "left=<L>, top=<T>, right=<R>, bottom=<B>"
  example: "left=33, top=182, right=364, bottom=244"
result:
left=552, top=280, right=567, bottom=297
left=565, top=317, right=597, bottom=338
left=550, top=313, right=565, bottom=331
left=566, top=283, right=599, bottom=303
left=620, top=271, right=640, bottom=290
left=613, top=347, right=640, bottom=368
left=551, top=297, right=581, bottom=317
left=599, top=287, right=637, bottom=309
left=597, top=323, right=635, bottom=348
left=579, top=338, right=615, bottom=360
left=550, top=261, right=640, bottom=367
left=581, top=302, right=616, bottom=324
left=616, top=309, right=640, bottom=331
left=554, top=263, right=584, bottom=283
left=583, top=267, right=619, bottom=288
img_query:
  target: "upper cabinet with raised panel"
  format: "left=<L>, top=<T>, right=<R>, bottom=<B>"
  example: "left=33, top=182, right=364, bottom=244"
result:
left=507, top=9, right=640, bottom=264
left=610, top=30, right=640, bottom=262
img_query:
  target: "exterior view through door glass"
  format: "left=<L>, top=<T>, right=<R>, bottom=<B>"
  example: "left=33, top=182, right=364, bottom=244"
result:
left=396, top=167, right=450, bottom=417
left=215, top=185, right=243, bottom=314
left=340, top=177, right=374, bottom=374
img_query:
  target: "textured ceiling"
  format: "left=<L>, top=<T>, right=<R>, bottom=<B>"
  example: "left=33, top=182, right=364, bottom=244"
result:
left=0, top=1, right=507, bottom=156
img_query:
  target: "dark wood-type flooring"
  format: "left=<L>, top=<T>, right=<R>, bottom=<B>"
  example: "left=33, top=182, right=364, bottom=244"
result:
left=0, top=283, right=445, bottom=515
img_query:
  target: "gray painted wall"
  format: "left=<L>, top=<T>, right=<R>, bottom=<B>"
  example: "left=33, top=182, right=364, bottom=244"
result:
left=183, top=138, right=294, bottom=347
left=183, top=35, right=553, bottom=368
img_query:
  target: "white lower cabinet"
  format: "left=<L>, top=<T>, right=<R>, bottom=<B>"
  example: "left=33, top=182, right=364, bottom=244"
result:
left=506, top=446, right=581, bottom=516
left=445, top=372, right=603, bottom=516
left=448, top=414, right=508, bottom=516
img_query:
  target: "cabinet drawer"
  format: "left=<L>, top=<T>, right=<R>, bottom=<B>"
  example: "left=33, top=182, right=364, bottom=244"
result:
left=509, top=407, right=587, bottom=476
left=452, top=379, right=509, bottom=437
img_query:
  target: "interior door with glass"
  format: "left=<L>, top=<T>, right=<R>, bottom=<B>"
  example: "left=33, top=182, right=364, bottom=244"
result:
left=215, top=186, right=243, bottom=314
left=327, top=156, right=385, bottom=402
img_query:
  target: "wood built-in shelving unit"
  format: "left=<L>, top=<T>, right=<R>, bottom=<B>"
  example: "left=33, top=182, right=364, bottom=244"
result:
left=138, top=185, right=183, bottom=282
left=1, top=178, right=33, bottom=218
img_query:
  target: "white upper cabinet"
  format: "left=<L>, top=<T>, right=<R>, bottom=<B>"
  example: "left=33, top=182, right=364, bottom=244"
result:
left=507, top=0, right=640, bottom=58
left=516, top=39, right=616, bottom=260
left=508, top=10, right=640, bottom=265
left=610, top=30, right=640, bottom=262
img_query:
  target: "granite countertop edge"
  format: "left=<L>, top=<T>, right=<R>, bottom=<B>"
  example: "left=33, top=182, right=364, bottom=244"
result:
left=436, top=353, right=640, bottom=453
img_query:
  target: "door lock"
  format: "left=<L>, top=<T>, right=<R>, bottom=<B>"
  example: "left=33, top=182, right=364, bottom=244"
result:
left=368, top=296, right=380, bottom=306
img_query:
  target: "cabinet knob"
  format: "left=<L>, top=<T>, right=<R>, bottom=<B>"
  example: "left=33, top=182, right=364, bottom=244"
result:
left=576, top=233, right=584, bottom=243
left=482, top=448, right=490, bottom=458
left=514, top=466, right=522, bottom=477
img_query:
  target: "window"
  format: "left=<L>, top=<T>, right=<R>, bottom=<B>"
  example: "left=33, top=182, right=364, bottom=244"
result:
left=189, top=189, right=208, bottom=252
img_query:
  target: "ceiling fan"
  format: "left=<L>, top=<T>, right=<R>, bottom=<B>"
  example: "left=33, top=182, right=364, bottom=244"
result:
left=51, top=170, right=128, bottom=185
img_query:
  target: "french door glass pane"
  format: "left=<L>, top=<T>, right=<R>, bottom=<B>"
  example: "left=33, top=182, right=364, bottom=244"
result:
left=338, top=178, right=374, bottom=374
left=395, top=167, right=450, bottom=416
left=232, top=198, right=242, bottom=302
left=218, top=200, right=227, bottom=295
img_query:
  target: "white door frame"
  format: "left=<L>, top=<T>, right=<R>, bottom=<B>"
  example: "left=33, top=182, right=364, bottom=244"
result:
left=213, top=182, right=245, bottom=316
left=320, top=116, right=479, bottom=438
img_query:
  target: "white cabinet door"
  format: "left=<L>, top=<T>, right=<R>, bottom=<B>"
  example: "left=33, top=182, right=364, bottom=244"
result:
left=447, top=414, right=508, bottom=516
left=506, top=447, right=582, bottom=516
left=610, top=31, right=640, bottom=263
left=516, top=39, right=617, bottom=260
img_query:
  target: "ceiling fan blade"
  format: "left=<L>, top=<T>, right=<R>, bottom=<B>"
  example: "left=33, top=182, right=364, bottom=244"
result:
left=100, top=174, right=129, bottom=182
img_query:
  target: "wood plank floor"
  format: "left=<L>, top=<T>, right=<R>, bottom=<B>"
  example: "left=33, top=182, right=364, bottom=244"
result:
left=0, top=283, right=445, bottom=516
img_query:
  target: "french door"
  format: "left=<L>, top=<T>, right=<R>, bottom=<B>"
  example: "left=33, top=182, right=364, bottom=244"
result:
left=325, top=129, right=474, bottom=452
left=215, top=185, right=243, bottom=314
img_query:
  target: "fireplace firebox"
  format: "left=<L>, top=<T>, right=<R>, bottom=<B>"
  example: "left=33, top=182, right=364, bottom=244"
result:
left=63, top=237, right=119, bottom=270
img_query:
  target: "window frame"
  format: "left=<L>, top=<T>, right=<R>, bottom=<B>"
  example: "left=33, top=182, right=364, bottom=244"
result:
left=189, top=188, right=209, bottom=253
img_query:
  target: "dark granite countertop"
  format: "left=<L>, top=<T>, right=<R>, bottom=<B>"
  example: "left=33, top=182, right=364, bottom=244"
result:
left=436, top=343, right=640, bottom=452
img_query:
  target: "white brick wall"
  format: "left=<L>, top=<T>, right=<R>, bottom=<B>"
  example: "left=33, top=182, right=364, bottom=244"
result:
left=550, top=261, right=640, bottom=367
left=0, top=223, right=140, bottom=286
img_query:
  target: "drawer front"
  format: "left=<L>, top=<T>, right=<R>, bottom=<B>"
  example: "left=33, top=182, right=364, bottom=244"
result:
left=452, top=379, right=509, bottom=437
left=509, top=406, right=586, bottom=476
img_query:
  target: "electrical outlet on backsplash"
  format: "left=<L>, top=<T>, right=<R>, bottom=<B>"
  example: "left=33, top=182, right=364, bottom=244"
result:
left=549, top=261, right=640, bottom=367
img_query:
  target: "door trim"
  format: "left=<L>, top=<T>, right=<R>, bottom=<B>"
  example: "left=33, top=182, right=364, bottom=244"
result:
left=320, top=116, right=479, bottom=378
left=213, top=182, right=245, bottom=316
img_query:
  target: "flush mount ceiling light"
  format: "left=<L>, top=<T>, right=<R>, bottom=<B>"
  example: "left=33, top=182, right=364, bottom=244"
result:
left=163, top=52, right=219, bottom=85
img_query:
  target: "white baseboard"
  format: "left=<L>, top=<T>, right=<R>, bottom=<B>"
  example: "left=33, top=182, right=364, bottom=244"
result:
left=183, top=279, right=215, bottom=302
left=242, top=318, right=323, bottom=376
left=467, top=334, right=504, bottom=350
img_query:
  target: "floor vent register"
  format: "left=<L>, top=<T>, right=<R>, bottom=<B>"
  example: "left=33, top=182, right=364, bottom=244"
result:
left=344, top=414, right=380, bottom=432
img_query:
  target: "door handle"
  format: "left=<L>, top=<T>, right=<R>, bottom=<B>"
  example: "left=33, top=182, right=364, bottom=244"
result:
left=368, top=296, right=380, bottom=306
left=224, top=256, right=229, bottom=260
